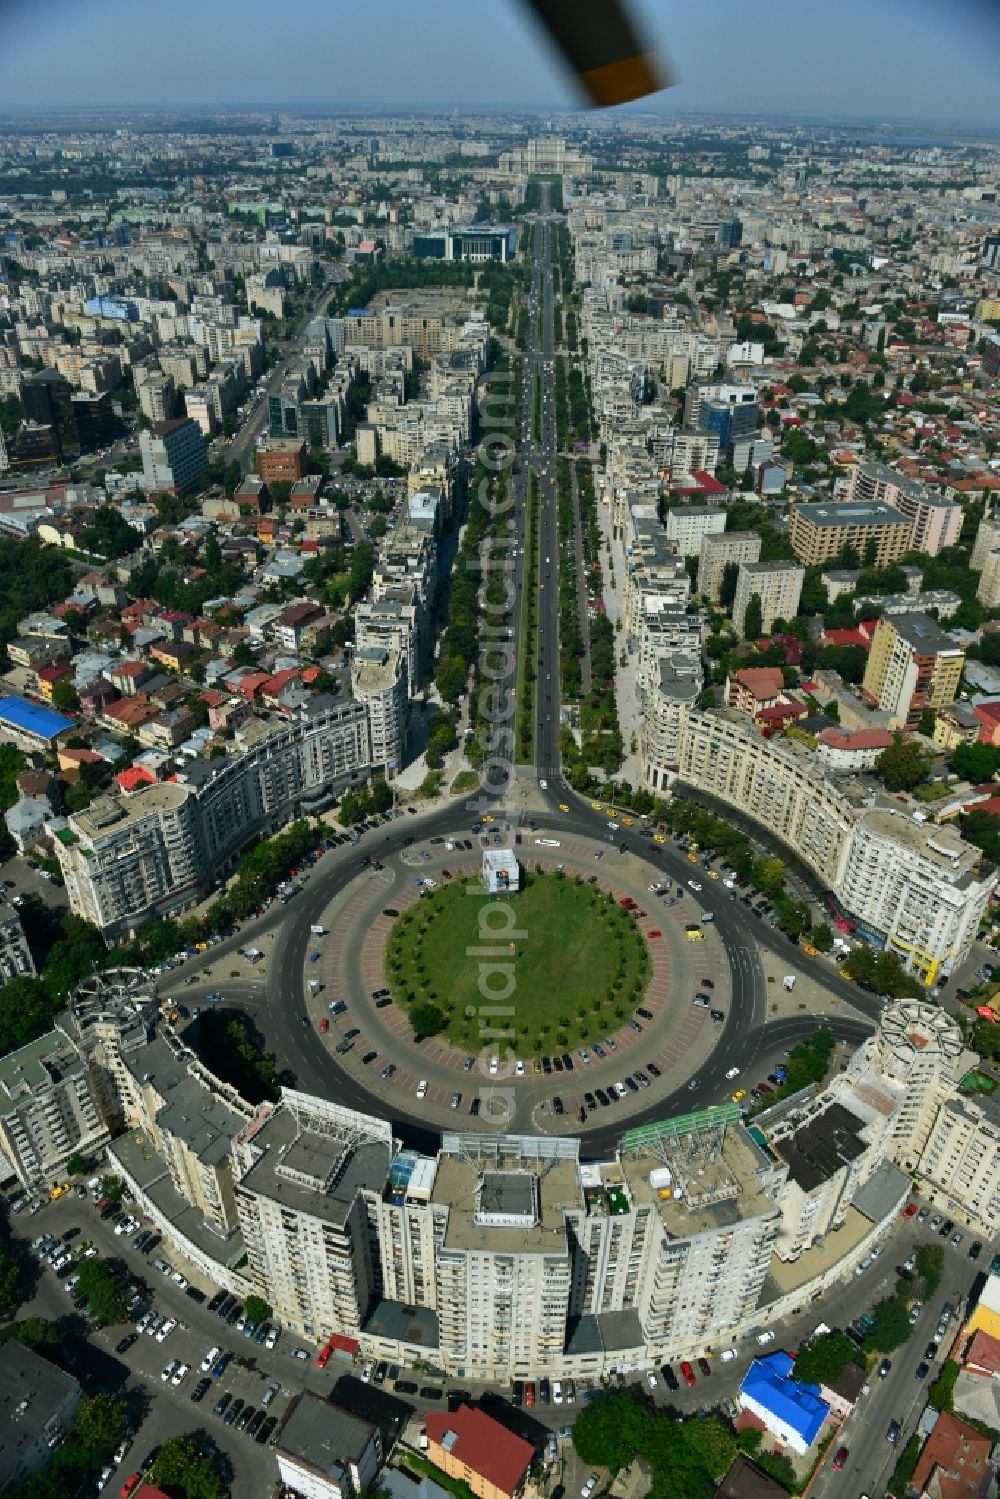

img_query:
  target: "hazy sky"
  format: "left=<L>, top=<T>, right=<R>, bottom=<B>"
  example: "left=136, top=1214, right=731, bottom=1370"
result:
left=1, top=0, right=999, bottom=122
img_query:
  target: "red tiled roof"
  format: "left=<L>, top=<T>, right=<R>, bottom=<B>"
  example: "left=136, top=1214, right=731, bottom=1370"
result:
left=425, top=1406, right=533, bottom=1497
left=818, top=727, right=894, bottom=751
left=965, top=1329, right=1000, bottom=1377
left=116, top=766, right=157, bottom=793
left=732, top=667, right=785, bottom=698
left=911, top=1412, right=992, bottom=1499
left=689, top=469, right=729, bottom=493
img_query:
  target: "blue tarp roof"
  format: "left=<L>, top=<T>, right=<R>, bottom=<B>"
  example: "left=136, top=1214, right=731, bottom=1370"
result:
left=0, top=695, right=74, bottom=742
left=740, top=1352, right=830, bottom=1447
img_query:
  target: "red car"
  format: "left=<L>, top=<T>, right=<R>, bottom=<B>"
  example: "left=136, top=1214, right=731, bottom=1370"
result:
left=121, top=1477, right=143, bottom=1499
left=832, top=1446, right=848, bottom=1470
left=441, top=869, right=452, bottom=879
left=320, top=1018, right=329, bottom=1033
left=680, top=1361, right=696, bottom=1387
left=315, top=1343, right=333, bottom=1369
left=646, top=929, right=662, bottom=939
left=525, top=1381, right=536, bottom=1406
left=697, top=1357, right=712, bottom=1378
left=903, top=1202, right=918, bottom=1218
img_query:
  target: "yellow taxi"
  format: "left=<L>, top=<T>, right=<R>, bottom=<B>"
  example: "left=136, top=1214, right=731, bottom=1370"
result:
left=621, top=816, right=634, bottom=827
left=591, top=801, right=603, bottom=811
left=687, top=852, right=699, bottom=864
left=654, top=834, right=666, bottom=845
left=482, top=814, right=495, bottom=824
left=49, top=1182, right=70, bottom=1201
left=731, top=1089, right=747, bottom=1103
left=707, top=870, right=720, bottom=880
left=559, top=803, right=570, bottom=812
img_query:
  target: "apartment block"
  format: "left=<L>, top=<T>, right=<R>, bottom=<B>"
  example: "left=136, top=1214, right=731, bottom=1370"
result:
left=672, top=709, right=994, bottom=981
left=0, top=901, right=34, bottom=982
left=663, top=505, right=725, bottom=556
left=861, top=613, right=965, bottom=730
left=788, top=500, right=913, bottom=568
left=699, top=530, right=762, bottom=603
left=732, top=560, right=805, bottom=636
left=55, top=697, right=371, bottom=938
left=0, top=1343, right=81, bottom=1494
left=0, top=1030, right=108, bottom=1190
left=976, top=545, right=1000, bottom=609
left=139, top=417, right=208, bottom=497
left=639, top=654, right=701, bottom=790
left=970, top=513, right=1000, bottom=572
left=233, top=1094, right=385, bottom=1341
left=350, top=645, right=408, bottom=770
left=675, top=710, right=853, bottom=887
left=839, top=809, right=993, bottom=986
left=918, top=1094, right=1000, bottom=1237
left=849, top=462, right=962, bottom=556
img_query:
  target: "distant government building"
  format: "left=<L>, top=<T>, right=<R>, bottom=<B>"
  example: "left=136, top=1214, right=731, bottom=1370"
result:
left=0, top=971, right=995, bottom=1381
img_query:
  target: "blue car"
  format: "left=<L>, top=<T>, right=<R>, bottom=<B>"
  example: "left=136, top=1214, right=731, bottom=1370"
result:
left=309, top=952, right=321, bottom=963
left=243, top=1321, right=257, bottom=1339
left=211, top=1353, right=230, bottom=1378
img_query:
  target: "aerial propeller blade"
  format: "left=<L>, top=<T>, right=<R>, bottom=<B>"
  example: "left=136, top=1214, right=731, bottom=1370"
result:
left=518, top=0, right=673, bottom=106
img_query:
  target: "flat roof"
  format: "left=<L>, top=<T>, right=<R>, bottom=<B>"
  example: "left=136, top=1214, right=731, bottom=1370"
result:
left=238, top=1107, right=391, bottom=1227
left=433, top=1155, right=579, bottom=1254
left=276, top=1392, right=377, bottom=1470
left=617, top=1121, right=778, bottom=1240
left=769, top=1100, right=868, bottom=1193
left=793, top=501, right=912, bottom=528
left=364, top=1298, right=439, bottom=1349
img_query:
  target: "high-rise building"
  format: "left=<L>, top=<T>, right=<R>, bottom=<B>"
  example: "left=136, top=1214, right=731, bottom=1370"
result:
left=732, top=560, right=804, bottom=636
left=139, top=418, right=208, bottom=497
left=862, top=613, right=965, bottom=729
left=699, top=531, right=763, bottom=603
left=848, top=462, right=962, bottom=557
left=20, top=371, right=80, bottom=463
left=788, top=500, right=914, bottom=568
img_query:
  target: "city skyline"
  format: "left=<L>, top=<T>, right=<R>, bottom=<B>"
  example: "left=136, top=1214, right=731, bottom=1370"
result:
left=2, top=0, right=1000, bottom=122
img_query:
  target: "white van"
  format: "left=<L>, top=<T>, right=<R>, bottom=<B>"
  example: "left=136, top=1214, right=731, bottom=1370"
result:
left=720, top=1348, right=737, bottom=1362
left=310, top=925, right=326, bottom=936
left=756, top=1330, right=775, bottom=1345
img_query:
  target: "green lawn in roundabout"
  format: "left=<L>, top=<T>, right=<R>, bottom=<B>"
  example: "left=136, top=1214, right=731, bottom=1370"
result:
left=384, top=869, right=652, bottom=1056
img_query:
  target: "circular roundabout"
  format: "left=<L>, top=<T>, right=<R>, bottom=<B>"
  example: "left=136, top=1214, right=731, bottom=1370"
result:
left=303, top=823, right=736, bottom=1132
left=384, top=871, right=652, bottom=1057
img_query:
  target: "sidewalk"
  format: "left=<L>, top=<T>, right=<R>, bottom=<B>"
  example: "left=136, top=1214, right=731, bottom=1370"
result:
left=594, top=488, right=643, bottom=782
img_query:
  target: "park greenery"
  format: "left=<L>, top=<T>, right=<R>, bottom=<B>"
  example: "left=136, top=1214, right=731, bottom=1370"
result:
left=385, top=871, right=651, bottom=1055
left=0, top=537, right=77, bottom=670
left=572, top=1388, right=736, bottom=1499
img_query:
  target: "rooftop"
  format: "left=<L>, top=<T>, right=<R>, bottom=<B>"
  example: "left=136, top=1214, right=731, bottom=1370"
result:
left=0, top=1342, right=80, bottom=1491
left=740, top=1351, right=830, bottom=1447
left=426, top=1406, right=533, bottom=1498
left=276, top=1392, right=378, bottom=1471
left=238, top=1106, right=391, bottom=1227
left=0, top=695, right=74, bottom=742
left=793, top=501, right=912, bottom=529
left=433, top=1155, right=579, bottom=1254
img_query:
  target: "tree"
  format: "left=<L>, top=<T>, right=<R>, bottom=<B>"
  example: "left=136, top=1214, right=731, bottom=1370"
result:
left=411, top=1003, right=445, bottom=1037
left=950, top=740, right=1000, bottom=784
left=875, top=739, right=927, bottom=793
left=100, top=1174, right=122, bottom=1201
left=244, top=1294, right=272, bottom=1327
left=809, top=923, right=834, bottom=953
left=74, top=1393, right=128, bottom=1461
left=0, top=1237, right=21, bottom=1318
left=0, top=1315, right=60, bottom=1356
left=862, top=1294, right=913, bottom=1354
left=66, top=1152, right=89, bottom=1177
left=752, top=856, right=785, bottom=898
left=74, top=1260, right=129, bottom=1328
left=794, top=1331, right=862, bottom=1388
left=572, top=1389, right=654, bottom=1472
left=917, top=706, right=937, bottom=737
left=51, top=678, right=80, bottom=713
left=150, top=1434, right=229, bottom=1499
left=742, top=592, right=763, bottom=641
